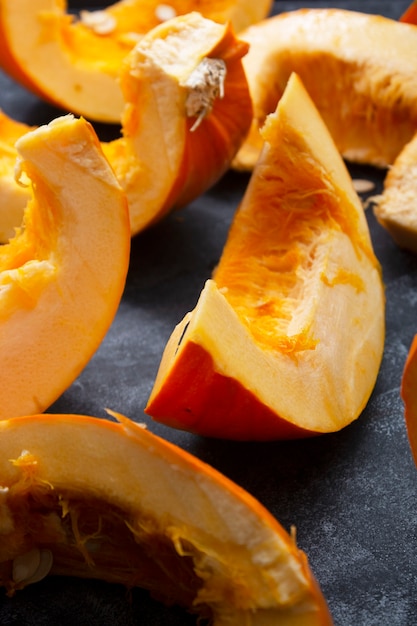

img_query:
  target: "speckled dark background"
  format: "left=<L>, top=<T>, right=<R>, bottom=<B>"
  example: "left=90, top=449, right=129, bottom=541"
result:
left=1, top=1, right=416, bottom=625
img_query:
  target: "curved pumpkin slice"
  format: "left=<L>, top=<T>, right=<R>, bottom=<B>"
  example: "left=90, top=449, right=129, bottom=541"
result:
left=145, top=73, right=385, bottom=441
left=0, top=0, right=271, bottom=123
left=0, top=111, right=33, bottom=243
left=232, top=9, right=417, bottom=171
left=373, top=131, right=417, bottom=252
left=401, top=336, right=417, bottom=467
left=0, top=115, right=130, bottom=419
left=102, top=11, right=252, bottom=235
left=0, top=412, right=333, bottom=625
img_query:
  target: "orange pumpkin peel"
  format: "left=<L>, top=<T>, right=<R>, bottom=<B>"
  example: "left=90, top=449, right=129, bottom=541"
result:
left=0, top=12, right=253, bottom=238
left=0, top=411, right=333, bottom=625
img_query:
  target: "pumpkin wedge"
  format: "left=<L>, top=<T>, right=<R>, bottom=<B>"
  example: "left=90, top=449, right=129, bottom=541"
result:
left=0, top=13, right=253, bottom=237
left=145, top=73, right=385, bottom=441
left=232, top=9, right=417, bottom=171
left=0, top=0, right=271, bottom=122
left=373, top=131, right=417, bottom=252
left=0, top=115, right=130, bottom=419
left=401, top=336, right=417, bottom=468
left=0, top=112, right=34, bottom=243
left=0, top=412, right=333, bottom=625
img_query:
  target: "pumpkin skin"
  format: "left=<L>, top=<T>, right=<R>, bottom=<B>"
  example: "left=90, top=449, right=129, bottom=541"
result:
left=0, top=0, right=271, bottom=123
left=0, top=412, right=333, bottom=625
left=373, top=131, right=417, bottom=253
left=400, top=1, right=417, bottom=24
left=233, top=9, right=417, bottom=171
left=401, top=335, right=417, bottom=468
left=0, top=115, right=130, bottom=419
left=0, top=13, right=253, bottom=238
left=145, top=73, right=385, bottom=441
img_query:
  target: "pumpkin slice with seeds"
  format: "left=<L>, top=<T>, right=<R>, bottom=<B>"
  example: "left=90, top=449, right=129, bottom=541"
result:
left=0, top=411, right=333, bottom=625
left=0, top=115, right=130, bottom=419
left=0, top=0, right=271, bottom=122
left=232, top=9, right=417, bottom=171
left=145, top=73, right=385, bottom=440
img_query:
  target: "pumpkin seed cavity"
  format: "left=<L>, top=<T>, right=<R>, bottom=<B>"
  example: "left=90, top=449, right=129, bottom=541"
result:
left=183, top=59, right=227, bottom=131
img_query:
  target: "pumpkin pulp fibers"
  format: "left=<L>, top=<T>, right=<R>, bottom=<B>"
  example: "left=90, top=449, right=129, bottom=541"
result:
left=214, top=115, right=373, bottom=356
left=1, top=482, right=209, bottom=615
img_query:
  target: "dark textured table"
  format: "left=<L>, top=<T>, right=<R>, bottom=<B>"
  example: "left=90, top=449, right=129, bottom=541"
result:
left=1, top=1, right=417, bottom=625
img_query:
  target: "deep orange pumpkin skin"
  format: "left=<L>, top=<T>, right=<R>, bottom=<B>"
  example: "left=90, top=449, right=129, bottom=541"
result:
left=401, top=334, right=417, bottom=467
left=400, top=2, right=417, bottom=24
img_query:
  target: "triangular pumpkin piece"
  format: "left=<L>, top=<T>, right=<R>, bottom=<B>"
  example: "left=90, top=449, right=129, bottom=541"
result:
left=146, top=73, right=385, bottom=440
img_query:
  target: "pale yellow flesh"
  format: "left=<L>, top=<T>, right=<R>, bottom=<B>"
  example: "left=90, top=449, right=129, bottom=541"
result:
left=0, top=413, right=332, bottom=625
left=234, top=9, right=417, bottom=170
left=0, top=116, right=130, bottom=418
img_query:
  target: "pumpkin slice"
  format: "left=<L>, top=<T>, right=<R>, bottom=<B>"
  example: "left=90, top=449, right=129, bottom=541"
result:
left=232, top=9, right=417, bottom=171
left=145, top=73, right=385, bottom=441
left=102, top=11, right=253, bottom=235
left=372, top=131, right=417, bottom=252
left=0, top=112, right=34, bottom=243
left=0, top=13, right=253, bottom=237
left=0, top=0, right=271, bottom=123
left=401, top=336, right=417, bottom=467
left=0, top=115, right=130, bottom=419
left=0, top=411, right=333, bottom=625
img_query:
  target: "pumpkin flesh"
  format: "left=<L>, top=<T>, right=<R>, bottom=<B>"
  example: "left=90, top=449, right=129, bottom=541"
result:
left=0, top=115, right=130, bottom=419
left=146, top=73, right=385, bottom=440
left=233, top=9, right=417, bottom=171
left=0, top=412, right=333, bottom=625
